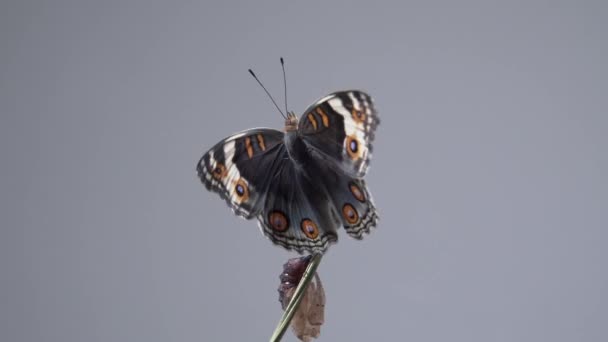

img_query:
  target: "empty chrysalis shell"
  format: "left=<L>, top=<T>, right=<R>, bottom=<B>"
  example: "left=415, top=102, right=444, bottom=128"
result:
left=278, top=256, right=325, bottom=342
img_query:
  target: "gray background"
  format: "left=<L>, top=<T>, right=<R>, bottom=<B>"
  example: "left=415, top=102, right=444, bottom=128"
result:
left=1, top=1, right=607, bottom=341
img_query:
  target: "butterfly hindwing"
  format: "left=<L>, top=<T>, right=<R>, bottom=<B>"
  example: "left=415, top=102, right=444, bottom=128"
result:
left=321, top=168, right=379, bottom=239
left=257, top=160, right=340, bottom=254
left=298, top=90, right=379, bottom=178
left=197, top=128, right=285, bottom=219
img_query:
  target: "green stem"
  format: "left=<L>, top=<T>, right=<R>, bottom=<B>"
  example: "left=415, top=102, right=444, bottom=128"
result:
left=269, top=253, right=323, bottom=342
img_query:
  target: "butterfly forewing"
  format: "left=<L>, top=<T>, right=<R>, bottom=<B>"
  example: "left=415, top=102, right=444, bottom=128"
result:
left=197, top=128, right=284, bottom=219
left=298, top=90, right=379, bottom=178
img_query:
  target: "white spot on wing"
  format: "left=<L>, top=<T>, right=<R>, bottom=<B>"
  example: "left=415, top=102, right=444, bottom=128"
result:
left=222, top=140, right=252, bottom=209
left=348, top=92, right=362, bottom=111
left=209, top=151, right=216, bottom=168
left=223, top=140, right=241, bottom=199
left=328, top=97, right=369, bottom=166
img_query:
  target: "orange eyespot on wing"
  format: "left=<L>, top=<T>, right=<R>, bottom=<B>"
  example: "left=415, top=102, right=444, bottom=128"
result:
left=233, top=178, right=250, bottom=202
left=351, top=108, right=366, bottom=124
left=349, top=182, right=366, bottom=202
left=211, top=163, right=227, bottom=180
left=268, top=210, right=290, bottom=232
left=342, top=203, right=359, bottom=224
left=300, top=219, right=320, bottom=239
left=345, top=135, right=360, bottom=160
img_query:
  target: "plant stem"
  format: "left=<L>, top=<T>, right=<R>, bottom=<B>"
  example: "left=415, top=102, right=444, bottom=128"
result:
left=269, top=253, right=323, bottom=342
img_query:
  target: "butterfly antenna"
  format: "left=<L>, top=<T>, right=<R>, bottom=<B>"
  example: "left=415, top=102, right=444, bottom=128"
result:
left=248, top=68, right=287, bottom=119
left=280, top=57, right=288, bottom=115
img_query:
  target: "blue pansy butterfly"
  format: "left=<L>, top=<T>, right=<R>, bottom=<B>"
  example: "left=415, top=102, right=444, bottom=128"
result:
left=197, top=61, right=379, bottom=253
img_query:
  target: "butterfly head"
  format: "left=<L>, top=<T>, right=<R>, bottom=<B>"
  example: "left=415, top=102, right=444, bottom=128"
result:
left=285, top=112, right=298, bottom=132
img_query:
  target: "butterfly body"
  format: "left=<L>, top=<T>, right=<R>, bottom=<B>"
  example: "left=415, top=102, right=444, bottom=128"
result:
left=197, top=90, right=379, bottom=253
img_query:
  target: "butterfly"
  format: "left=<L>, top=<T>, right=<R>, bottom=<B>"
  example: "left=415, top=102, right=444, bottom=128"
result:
left=197, top=83, right=379, bottom=254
